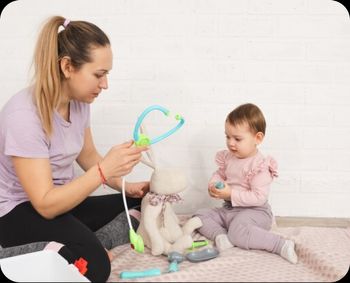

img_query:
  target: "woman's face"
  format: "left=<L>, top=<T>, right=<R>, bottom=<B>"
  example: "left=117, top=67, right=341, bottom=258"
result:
left=64, top=45, right=113, bottom=103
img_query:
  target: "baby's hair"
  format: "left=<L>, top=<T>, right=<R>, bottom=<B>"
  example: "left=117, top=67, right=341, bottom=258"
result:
left=226, top=103, right=266, bottom=135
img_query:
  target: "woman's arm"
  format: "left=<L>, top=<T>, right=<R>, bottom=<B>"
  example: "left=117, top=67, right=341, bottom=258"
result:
left=76, top=127, right=150, bottom=197
left=12, top=130, right=147, bottom=219
left=76, top=127, right=121, bottom=187
left=76, top=127, right=102, bottom=171
left=12, top=156, right=101, bottom=219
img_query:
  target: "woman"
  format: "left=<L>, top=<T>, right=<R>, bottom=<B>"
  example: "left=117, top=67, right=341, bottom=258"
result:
left=0, top=16, right=149, bottom=282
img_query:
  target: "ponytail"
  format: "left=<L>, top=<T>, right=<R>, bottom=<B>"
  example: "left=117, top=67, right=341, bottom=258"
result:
left=32, top=16, right=63, bottom=137
left=32, top=16, right=110, bottom=137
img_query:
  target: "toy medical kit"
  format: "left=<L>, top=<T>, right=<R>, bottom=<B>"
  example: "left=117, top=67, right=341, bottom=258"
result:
left=167, top=252, right=184, bottom=273
left=187, top=239, right=209, bottom=251
left=215, top=181, right=225, bottom=189
left=0, top=250, right=89, bottom=282
left=192, top=239, right=208, bottom=248
left=186, top=247, right=220, bottom=263
left=74, top=257, right=88, bottom=275
left=121, top=105, right=185, bottom=253
left=133, top=105, right=185, bottom=146
left=121, top=177, right=144, bottom=253
left=119, top=268, right=162, bottom=279
left=119, top=247, right=220, bottom=279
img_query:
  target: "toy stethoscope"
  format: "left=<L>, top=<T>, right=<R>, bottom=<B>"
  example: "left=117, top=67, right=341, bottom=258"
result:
left=133, top=105, right=185, bottom=146
left=121, top=105, right=185, bottom=253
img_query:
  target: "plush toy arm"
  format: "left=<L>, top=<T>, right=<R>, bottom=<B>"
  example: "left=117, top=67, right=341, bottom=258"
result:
left=143, top=203, right=167, bottom=255
left=162, top=203, right=183, bottom=242
left=182, top=216, right=203, bottom=235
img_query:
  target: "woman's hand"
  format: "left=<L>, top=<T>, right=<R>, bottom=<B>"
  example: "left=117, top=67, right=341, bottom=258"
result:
left=208, top=182, right=231, bottom=201
left=125, top=181, right=150, bottom=198
left=100, top=140, right=148, bottom=179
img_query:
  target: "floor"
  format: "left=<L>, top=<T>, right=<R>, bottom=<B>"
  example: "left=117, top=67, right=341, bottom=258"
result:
left=275, top=216, right=350, bottom=228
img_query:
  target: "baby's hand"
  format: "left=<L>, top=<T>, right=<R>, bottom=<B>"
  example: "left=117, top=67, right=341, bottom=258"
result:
left=208, top=182, right=231, bottom=200
left=215, top=181, right=225, bottom=189
left=207, top=183, right=217, bottom=198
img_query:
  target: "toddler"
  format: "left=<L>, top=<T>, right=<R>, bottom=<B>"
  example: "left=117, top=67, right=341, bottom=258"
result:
left=192, top=103, right=298, bottom=264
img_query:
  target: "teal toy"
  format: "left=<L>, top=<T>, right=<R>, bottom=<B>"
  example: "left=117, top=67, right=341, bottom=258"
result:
left=120, top=268, right=162, bottom=279
left=133, top=105, right=185, bottom=146
left=215, top=181, right=225, bottom=189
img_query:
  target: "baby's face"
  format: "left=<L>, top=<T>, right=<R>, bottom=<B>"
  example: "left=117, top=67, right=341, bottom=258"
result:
left=224, top=121, right=263, bottom=159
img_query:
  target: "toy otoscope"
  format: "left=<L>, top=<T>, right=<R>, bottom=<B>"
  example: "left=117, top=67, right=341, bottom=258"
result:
left=121, top=105, right=185, bottom=253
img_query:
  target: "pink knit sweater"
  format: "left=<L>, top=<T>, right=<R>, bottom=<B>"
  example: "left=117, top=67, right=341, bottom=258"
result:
left=210, top=150, right=278, bottom=207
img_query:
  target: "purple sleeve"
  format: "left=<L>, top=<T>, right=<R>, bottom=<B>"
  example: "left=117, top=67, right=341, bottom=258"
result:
left=3, top=110, right=49, bottom=158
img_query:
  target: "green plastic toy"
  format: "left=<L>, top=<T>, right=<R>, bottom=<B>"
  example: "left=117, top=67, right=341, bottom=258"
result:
left=129, top=229, right=144, bottom=253
left=121, top=178, right=144, bottom=253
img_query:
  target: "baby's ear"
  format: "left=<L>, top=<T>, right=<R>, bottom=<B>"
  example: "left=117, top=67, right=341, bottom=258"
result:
left=255, top=131, right=264, bottom=145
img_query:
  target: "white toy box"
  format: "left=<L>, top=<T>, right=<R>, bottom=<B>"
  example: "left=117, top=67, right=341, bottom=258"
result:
left=0, top=250, right=89, bottom=282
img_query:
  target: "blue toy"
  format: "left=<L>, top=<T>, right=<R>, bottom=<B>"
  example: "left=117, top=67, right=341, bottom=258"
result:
left=215, top=181, right=225, bottom=189
left=120, top=268, right=162, bottom=279
left=133, top=105, right=185, bottom=146
left=186, top=247, right=219, bottom=262
left=120, top=247, right=220, bottom=279
left=167, top=252, right=184, bottom=273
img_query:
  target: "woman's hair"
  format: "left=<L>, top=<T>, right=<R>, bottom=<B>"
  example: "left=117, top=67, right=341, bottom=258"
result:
left=32, top=16, right=110, bottom=137
left=226, top=103, right=266, bottom=135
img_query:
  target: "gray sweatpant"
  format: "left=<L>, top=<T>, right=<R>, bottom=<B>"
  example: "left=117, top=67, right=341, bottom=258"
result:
left=194, top=203, right=285, bottom=254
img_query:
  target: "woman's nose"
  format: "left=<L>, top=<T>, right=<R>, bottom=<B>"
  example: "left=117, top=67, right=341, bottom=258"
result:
left=99, top=76, right=108, bottom=89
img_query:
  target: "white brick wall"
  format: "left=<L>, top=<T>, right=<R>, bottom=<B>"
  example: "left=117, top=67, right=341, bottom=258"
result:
left=1, top=0, right=349, bottom=218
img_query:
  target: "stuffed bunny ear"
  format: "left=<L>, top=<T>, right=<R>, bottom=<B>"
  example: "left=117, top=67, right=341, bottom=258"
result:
left=140, top=124, right=156, bottom=169
left=141, top=154, right=155, bottom=169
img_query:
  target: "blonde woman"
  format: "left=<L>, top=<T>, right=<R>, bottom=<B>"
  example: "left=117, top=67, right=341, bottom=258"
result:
left=0, top=16, right=149, bottom=281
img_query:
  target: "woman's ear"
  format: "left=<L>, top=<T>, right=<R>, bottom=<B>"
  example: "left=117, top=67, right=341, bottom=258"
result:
left=255, top=132, right=264, bottom=145
left=60, top=56, right=73, bottom=79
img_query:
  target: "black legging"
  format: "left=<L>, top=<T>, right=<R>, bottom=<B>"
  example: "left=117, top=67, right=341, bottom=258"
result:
left=0, top=194, right=141, bottom=282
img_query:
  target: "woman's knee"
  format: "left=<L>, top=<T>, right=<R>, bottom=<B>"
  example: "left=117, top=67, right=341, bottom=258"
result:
left=66, top=238, right=110, bottom=282
left=84, top=244, right=111, bottom=282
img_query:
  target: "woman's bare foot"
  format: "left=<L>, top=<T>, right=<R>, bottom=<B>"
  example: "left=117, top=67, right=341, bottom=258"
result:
left=105, top=248, right=114, bottom=262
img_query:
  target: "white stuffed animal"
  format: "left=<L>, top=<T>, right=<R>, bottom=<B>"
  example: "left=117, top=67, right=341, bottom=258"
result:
left=136, top=128, right=202, bottom=256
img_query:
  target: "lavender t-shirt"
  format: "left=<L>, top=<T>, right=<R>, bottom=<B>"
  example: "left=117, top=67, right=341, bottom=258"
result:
left=0, top=88, right=90, bottom=217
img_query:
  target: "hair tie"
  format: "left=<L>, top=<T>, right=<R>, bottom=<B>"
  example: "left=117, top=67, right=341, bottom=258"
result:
left=63, top=19, right=70, bottom=28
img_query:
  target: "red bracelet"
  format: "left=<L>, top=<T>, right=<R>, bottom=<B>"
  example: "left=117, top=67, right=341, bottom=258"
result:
left=97, top=163, right=107, bottom=187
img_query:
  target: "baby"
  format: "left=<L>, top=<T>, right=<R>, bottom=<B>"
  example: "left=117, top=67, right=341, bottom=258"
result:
left=192, top=103, right=298, bottom=264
